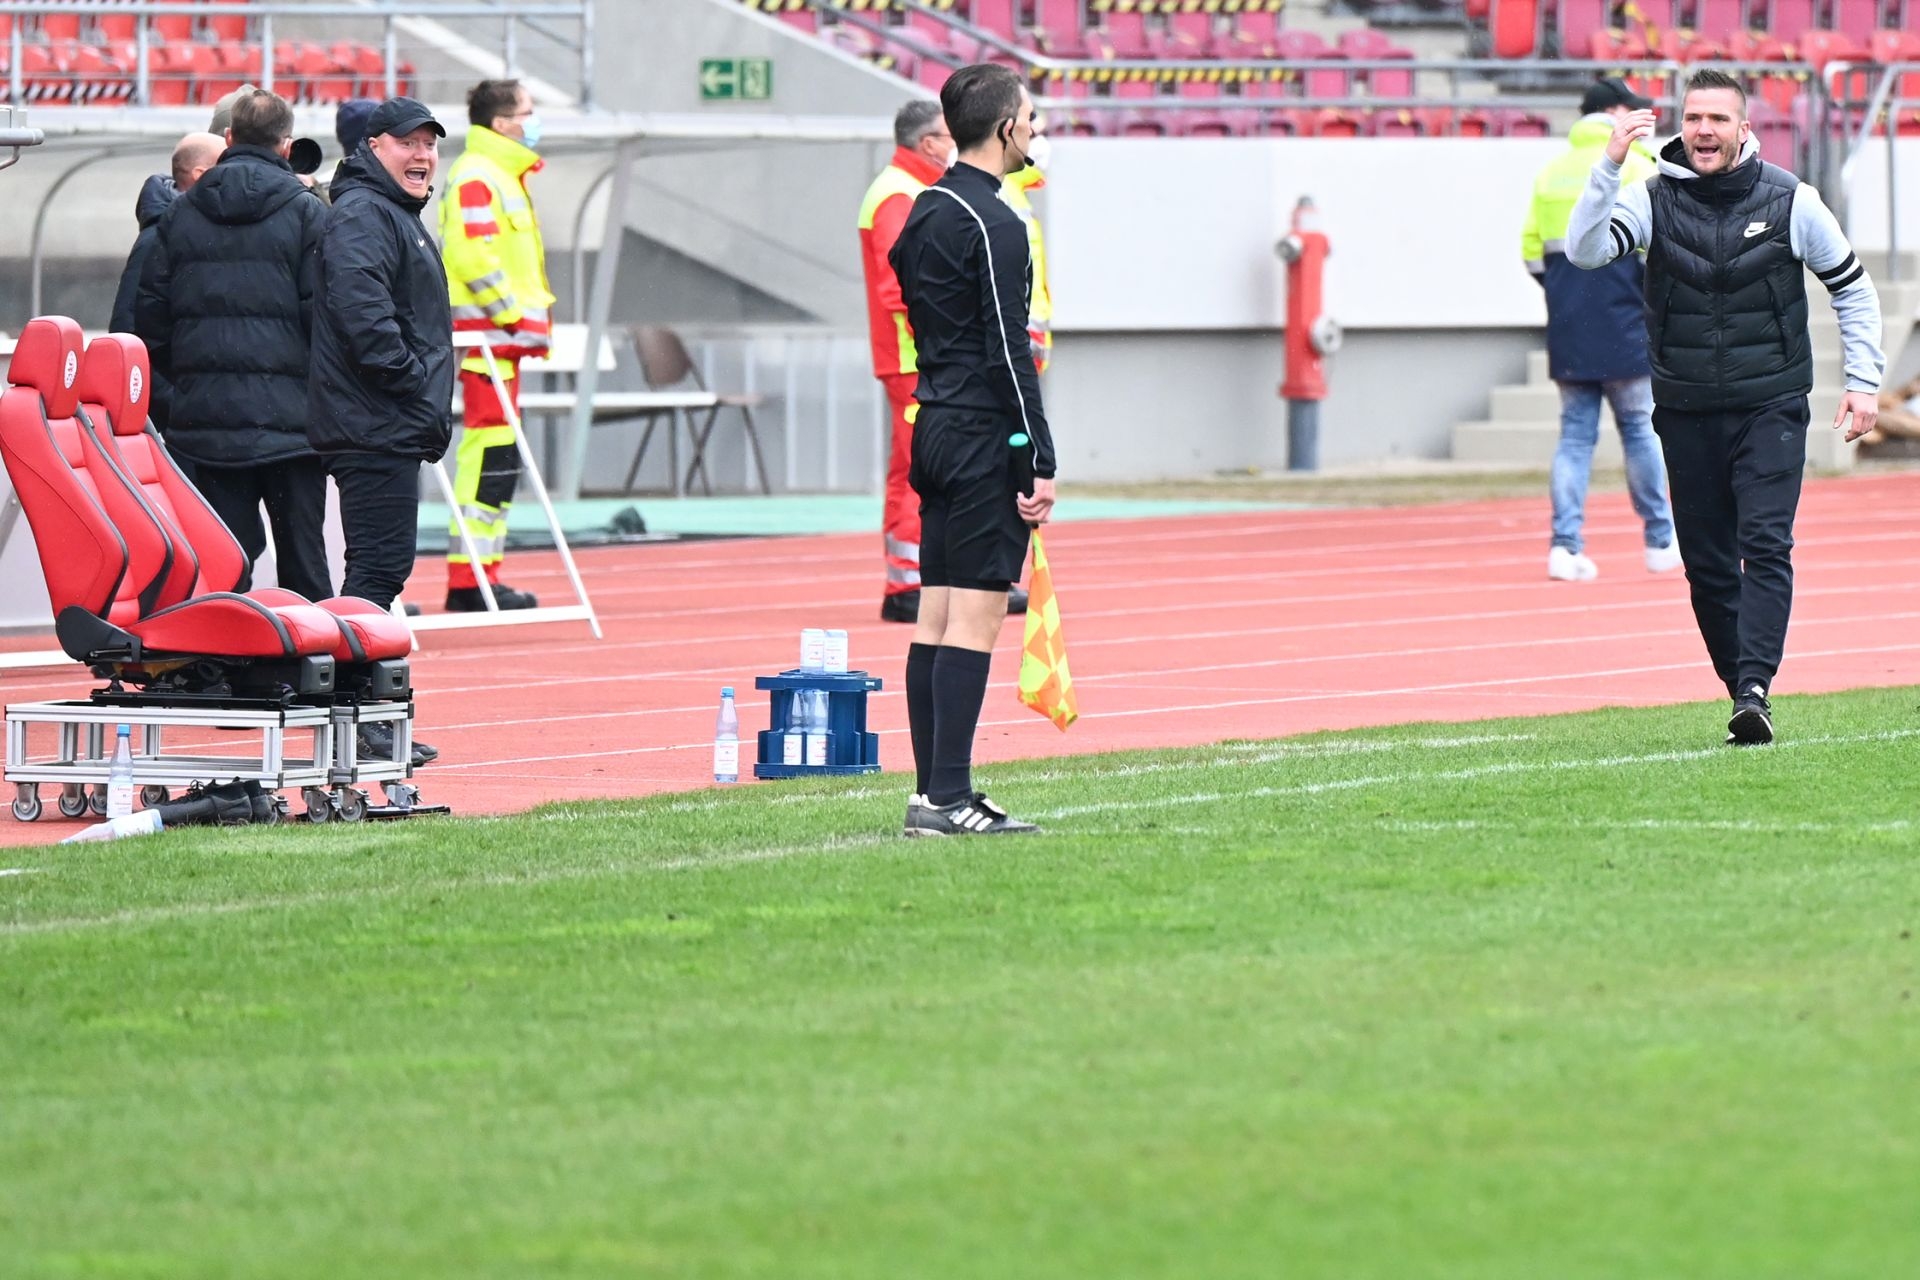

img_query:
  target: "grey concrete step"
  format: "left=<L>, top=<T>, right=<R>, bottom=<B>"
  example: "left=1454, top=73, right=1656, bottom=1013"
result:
left=1452, top=419, right=1625, bottom=466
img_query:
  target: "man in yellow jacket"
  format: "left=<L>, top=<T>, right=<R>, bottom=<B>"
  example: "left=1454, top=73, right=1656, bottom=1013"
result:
left=439, top=78, right=554, bottom=611
left=1521, top=77, right=1676, bottom=584
left=1001, top=126, right=1053, bottom=375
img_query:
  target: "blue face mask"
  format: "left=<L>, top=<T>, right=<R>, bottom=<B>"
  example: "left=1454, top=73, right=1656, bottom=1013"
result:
left=521, top=114, right=543, bottom=151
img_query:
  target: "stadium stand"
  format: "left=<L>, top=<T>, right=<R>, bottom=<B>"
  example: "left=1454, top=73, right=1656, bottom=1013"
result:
left=733, top=0, right=1920, bottom=141
left=0, top=2, right=414, bottom=106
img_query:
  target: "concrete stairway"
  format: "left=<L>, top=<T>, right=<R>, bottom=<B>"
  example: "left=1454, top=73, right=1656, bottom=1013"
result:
left=1453, top=268, right=1920, bottom=471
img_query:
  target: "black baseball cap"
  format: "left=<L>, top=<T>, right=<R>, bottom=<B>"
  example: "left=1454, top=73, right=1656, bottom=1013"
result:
left=1582, top=77, right=1656, bottom=114
left=363, top=96, right=446, bottom=141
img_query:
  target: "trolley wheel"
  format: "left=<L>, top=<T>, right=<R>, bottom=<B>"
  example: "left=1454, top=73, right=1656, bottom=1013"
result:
left=139, top=784, right=170, bottom=807
left=57, top=786, right=90, bottom=819
left=11, top=786, right=41, bottom=823
left=302, top=787, right=334, bottom=824
left=88, top=785, right=108, bottom=816
left=380, top=781, right=419, bottom=812
left=336, top=787, right=369, bottom=823
left=260, top=794, right=284, bottom=826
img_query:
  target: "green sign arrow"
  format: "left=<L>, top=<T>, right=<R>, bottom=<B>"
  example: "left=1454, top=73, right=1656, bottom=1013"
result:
left=700, top=57, right=771, bottom=102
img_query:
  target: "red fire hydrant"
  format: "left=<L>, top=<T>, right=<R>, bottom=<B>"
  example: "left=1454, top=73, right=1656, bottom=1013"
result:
left=1276, top=195, right=1340, bottom=471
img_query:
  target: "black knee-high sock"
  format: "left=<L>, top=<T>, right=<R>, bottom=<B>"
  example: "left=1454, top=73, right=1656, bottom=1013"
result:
left=928, top=645, right=993, bottom=806
left=905, top=642, right=938, bottom=796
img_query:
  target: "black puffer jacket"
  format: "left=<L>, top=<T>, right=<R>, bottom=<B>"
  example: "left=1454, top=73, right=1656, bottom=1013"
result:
left=307, top=144, right=453, bottom=461
left=110, top=174, right=177, bottom=337
left=133, top=146, right=325, bottom=465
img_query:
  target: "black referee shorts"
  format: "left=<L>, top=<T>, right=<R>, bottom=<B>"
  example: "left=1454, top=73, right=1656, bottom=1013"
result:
left=910, top=405, right=1031, bottom=593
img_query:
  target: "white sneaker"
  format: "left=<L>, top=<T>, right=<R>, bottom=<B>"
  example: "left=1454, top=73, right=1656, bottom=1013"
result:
left=1644, top=541, right=1683, bottom=573
left=1547, top=547, right=1599, bottom=582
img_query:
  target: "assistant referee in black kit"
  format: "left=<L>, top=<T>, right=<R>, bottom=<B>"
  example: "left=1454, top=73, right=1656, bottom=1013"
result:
left=890, top=64, right=1057, bottom=838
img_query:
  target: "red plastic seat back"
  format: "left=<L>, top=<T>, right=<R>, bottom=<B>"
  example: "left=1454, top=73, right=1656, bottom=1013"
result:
left=78, top=335, right=249, bottom=606
left=0, top=317, right=135, bottom=625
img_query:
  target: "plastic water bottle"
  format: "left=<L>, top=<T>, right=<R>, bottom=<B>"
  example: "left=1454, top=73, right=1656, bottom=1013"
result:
left=804, top=688, right=830, bottom=767
left=781, top=692, right=804, bottom=766
left=713, top=688, right=740, bottom=783
left=106, top=724, right=135, bottom=819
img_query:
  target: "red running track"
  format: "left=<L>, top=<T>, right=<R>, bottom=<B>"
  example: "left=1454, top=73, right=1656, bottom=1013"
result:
left=3, top=472, right=1918, bottom=846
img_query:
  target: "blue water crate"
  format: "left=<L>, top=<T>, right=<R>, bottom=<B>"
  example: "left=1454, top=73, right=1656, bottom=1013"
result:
left=753, top=669, right=883, bottom=778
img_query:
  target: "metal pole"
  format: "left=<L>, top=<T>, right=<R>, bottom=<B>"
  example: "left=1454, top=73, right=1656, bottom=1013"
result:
left=503, top=16, right=517, bottom=77
left=1889, top=105, right=1901, bottom=284
left=564, top=138, right=634, bottom=501
left=30, top=147, right=124, bottom=318
left=134, top=13, right=149, bottom=107
left=10, top=20, right=22, bottom=106
left=579, top=0, right=595, bottom=110
left=570, top=162, right=618, bottom=322
left=1287, top=401, right=1320, bottom=472
left=385, top=16, right=399, bottom=99
left=260, top=13, right=275, bottom=98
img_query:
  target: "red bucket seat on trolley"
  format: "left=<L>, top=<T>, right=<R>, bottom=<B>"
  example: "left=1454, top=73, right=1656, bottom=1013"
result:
left=74, top=332, right=413, bottom=692
left=0, top=317, right=331, bottom=697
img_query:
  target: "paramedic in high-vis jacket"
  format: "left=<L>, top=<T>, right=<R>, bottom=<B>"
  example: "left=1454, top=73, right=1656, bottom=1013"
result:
left=440, top=78, right=554, bottom=613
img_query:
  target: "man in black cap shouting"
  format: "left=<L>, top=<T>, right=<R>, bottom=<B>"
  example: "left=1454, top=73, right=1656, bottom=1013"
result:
left=1520, top=76, right=1679, bottom=585
left=308, top=96, right=453, bottom=765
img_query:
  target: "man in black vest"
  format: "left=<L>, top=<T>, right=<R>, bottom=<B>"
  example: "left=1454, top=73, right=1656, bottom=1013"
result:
left=1568, top=68, right=1884, bottom=746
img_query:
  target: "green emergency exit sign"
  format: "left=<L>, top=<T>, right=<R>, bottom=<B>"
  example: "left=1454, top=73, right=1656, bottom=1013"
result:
left=700, top=58, right=772, bottom=101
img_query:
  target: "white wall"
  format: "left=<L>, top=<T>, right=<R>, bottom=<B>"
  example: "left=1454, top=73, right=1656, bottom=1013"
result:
left=1045, top=137, right=1564, bottom=333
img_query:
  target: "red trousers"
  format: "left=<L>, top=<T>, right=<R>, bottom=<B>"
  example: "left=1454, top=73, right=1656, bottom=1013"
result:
left=880, top=373, right=921, bottom=598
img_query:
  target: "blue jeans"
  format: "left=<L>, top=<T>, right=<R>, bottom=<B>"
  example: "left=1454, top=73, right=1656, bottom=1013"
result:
left=1551, top=377, right=1675, bottom=554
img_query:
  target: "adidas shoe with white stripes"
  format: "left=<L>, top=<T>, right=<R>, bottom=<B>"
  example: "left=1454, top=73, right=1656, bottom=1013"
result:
left=904, top=793, right=1041, bottom=837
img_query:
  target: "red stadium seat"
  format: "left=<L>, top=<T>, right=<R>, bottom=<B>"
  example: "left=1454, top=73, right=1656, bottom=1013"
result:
left=38, top=12, right=82, bottom=42
left=200, top=42, right=261, bottom=103
left=207, top=0, right=250, bottom=43
left=1339, top=30, right=1415, bottom=98
left=0, top=319, right=340, bottom=680
left=76, top=335, right=412, bottom=669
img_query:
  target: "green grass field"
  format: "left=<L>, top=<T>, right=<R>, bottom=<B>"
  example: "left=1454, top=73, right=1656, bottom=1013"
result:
left=4, top=688, right=1919, bottom=1278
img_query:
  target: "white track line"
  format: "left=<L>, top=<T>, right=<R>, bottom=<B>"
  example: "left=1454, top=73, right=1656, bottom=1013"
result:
left=424, top=642, right=1920, bottom=772
left=1035, top=727, right=1920, bottom=820
left=10, top=726, right=1913, bottom=938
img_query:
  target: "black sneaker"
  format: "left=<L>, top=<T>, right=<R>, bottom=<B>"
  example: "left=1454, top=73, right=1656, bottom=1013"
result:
left=881, top=589, right=920, bottom=624
left=1726, top=685, right=1774, bottom=746
left=903, top=792, right=931, bottom=835
left=1007, top=586, right=1029, bottom=615
left=445, top=584, right=538, bottom=612
left=905, top=792, right=1041, bottom=837
left=358, top=721, right=438, bottom=768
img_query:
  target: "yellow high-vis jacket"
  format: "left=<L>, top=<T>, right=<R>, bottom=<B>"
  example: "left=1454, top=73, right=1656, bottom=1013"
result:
left=1002, top=164, right=1053, bottom=371
left=440, top=124, right=554, bottom=377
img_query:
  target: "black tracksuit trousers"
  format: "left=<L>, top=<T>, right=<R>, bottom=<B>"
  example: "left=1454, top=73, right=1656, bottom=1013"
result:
left=1651, top=393, right=1810, bottom=699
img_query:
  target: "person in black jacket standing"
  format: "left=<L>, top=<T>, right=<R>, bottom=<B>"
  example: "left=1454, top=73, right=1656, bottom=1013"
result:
left=308, top=97, right=453, bottom=614
left=890, top=64, right=1057, bottom=838
left=135, top=93, right=331, bottom=602
left=109, top=132, right=221, bottom=340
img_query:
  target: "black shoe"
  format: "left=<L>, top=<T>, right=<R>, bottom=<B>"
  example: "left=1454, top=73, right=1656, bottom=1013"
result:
left=1007, top=586, right=1029, bottom=615
left=445, top=584, right=538, bottom=612
left=155, top=780, right=256, bottom=826
left=905, top=792, right=1041, bottom=837
left=1726, top=686, right=1774, bottom=746
left=358, top=721, right=438, bottom=769
left=881, top=589, right=920, bottom=624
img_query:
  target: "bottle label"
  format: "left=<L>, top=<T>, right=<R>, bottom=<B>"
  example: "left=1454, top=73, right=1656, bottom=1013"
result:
left=713, top=740, right=739, bottom=777
left=782, top=732, right=802, bottom=766
left=825, top=630, right=849, bottom=673
left=805, top=732, right=829, bottom=767
left=106, top=782, right=135, bottom=820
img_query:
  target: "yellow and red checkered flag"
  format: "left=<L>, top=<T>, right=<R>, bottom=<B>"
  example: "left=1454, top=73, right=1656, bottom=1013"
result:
left=1017, top=529, right=1077, bottom=731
